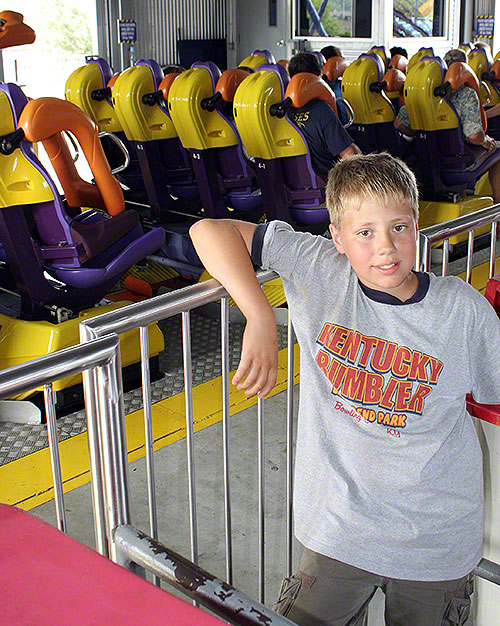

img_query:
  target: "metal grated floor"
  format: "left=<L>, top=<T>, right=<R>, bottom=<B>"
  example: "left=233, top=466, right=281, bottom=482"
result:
left=0, top=311, right=291, bottom=466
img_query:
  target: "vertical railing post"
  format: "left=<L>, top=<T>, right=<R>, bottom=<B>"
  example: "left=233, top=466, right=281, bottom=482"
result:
left=93, top=337, right=131, bottom=563
left=220, top=296, right=233, bottom=584
left=44, top=382, right=67, bottom=533
left=286, top=313, right=295, bottom=577
left=79, top=323, right=109, bottom=557
left=258, top=396, right=265, bottom=603
left=182, top=310, right=198, bottom=564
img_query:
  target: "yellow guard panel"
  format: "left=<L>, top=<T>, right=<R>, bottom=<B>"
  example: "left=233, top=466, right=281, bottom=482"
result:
left=0, top=301, right=164, bottom=400
left=65, top=63, right=122, bottom=133
left=407, top=48, right=434, bottom=72
left=233, top=71, right=307, bottom=160
left=0, top=92, right=54, bottom=208
left=168, top=67, right=237, bottom=150
left=112, top=65, right=177, bottom=142
left=404, top=59, right=458, bottom=131
left=341, top=57, right=395, bottom=124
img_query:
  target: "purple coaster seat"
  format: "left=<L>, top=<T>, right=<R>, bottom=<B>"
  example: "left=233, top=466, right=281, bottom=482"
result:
left=0, top=85, right=164, bottom=320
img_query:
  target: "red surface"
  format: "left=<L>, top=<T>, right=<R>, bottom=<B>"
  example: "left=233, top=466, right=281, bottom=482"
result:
left=466, top=394, right=500, bottom=426
left=0, top=504, right=225, bottom=625
left=485, top=273, right=500, bottom=317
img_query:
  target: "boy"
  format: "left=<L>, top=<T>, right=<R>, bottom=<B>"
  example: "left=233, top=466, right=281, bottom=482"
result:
left=189, top=153, right=500, bottom=626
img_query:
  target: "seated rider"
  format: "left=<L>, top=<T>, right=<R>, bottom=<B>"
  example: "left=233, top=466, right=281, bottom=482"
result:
left=288, top=52, right=360, bottom=180
left=320, top=45, right=349, bottom=125
left=394, top=48, right=500, bottom=202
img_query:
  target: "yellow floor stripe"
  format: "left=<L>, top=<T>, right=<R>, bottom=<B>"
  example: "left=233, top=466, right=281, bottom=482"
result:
left=0, top=345, right=300, bottom=510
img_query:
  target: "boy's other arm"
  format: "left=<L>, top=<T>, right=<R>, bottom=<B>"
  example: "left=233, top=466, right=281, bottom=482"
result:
left=189, top=219, right=278, bottom=398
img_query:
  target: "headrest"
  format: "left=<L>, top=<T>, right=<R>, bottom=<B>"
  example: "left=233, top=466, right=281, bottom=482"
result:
left=0, top=11, right=35, bottom=50
left=383, top=68, right=406, bottom=93
left=368, top=45, right=390, bottom=68
left=445, top=61, right=486, bottom=131
left=310, top=51, right=326, bottom=66
left=19, top=97, right=124, bottom=215
left=277, top=59, right=289, bottom=72
left=87, top=57, right=113, bottom=87
left=258, top=63, right=290, bottom=89
left=471, top=45, right=493, bottom=66
left=285, top=72, right=337, bottom=114
left=388, top=54, right=408, bottom=73
left=215, top=68, right=251, bottom=102
left=191, top=61, right=222, bottom=88
left=158, top=72, right=181, bottom=101
left=407, top=47, right=434, bottom=72
left=459, top=42, right=474, bottom=52
left=358, top=53, right=385, bottom=79
left=136, top=58, right=164, bottom=89
left=322, top=56, right=348, bottom=82
left=252, top=49, right=276, bottom=64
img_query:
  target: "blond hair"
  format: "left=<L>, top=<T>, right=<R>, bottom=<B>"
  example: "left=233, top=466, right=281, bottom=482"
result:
left=326, top=152, right=419, bottom=227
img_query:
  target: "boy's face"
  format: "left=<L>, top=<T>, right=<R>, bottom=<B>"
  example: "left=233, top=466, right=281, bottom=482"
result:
left=329, top=195, right=418, bottom=302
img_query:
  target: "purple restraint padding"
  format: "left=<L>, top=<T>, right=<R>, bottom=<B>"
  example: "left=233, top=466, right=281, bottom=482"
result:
left=191, top=61, right=221, bottom=91
left=252, top=49, right=276, bottom=64
left=137, top=58, right=164, bottom=90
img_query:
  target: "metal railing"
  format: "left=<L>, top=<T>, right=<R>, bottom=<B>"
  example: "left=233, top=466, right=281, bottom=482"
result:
left=79, top=269, right=297, bottom=604
left=0, top=330, right=292, bottom=624
left=417, top=203, right=500, bottom=280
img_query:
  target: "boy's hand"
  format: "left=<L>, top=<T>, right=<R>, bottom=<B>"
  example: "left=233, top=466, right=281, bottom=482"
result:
left=232, top=314, right=278, bottom=398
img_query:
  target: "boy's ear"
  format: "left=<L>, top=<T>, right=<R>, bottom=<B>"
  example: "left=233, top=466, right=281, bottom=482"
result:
left=329, top=224, right=345, bottom=254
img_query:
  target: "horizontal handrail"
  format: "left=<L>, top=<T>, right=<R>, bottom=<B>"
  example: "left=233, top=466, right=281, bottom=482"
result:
left=114, top=524, right=295, bottom=626
left=0, top=333, right=120, bottom=398
left=419, top=203, right=500, bottom=244
left=80, top=269, right=277, bottom=339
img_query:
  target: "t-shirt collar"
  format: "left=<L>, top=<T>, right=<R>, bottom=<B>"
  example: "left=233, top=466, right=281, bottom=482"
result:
left=358, top=271, right=429, bottom=305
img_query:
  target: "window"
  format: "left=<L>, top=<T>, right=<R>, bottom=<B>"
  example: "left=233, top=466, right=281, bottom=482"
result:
left=393, top=0, right=445, bottom=37
left=296, top=0, right=372, bottom=39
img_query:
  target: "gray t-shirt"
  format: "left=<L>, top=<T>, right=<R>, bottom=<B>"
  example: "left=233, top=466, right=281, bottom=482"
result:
left=260, top=220, right=500, bottom=581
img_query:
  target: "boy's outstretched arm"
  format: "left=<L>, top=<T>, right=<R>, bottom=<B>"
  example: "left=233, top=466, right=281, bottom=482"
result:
left=189, top=219, right=278, bottom=398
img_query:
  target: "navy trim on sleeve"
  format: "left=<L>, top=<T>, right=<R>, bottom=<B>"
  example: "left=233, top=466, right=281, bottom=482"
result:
left=359, top=272, right=430, bottom=305
left=251, top=223, right=270, bottom=267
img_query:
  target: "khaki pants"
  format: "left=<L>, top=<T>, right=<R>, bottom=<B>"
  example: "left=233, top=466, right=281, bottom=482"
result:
left=273, top=548, right=473, bottom=626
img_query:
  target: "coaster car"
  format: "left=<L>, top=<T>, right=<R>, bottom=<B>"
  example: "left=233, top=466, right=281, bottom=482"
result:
left=168, top=61, right=264, bottom=219
left=234, top=65, right=332, bottom=231
left=403, top=55, right=498, bottom=242
left=111, top=58, right=199, bottom=222
left=0, top=84, right=164, bottom=403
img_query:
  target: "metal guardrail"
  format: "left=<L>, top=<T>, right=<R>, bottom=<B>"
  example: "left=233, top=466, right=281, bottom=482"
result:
left=0, top=334, right=122, bottom=536
left=79, top=269, right=295, bottom=604
left=417, top=203, right=500, bottom=280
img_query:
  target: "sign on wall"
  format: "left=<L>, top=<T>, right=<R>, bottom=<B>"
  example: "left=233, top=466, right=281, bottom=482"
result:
left=118, top=19, right=137, bottom=44
left=476, top=15, right=494, bottom=39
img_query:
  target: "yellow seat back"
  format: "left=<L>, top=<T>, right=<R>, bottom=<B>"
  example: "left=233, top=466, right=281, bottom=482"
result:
left=404, top=58, right=458, bottom=131
left=407, top=48, right=434, bottom=72
left=112, top=65, right=177, bottom=142
left=233, top=70, right=307, bottom=160
left=239, top=53, right=269, bottom=70
left=65, top=62, right=122, bottom=133
left=469, top=49, right=500, bottom=107
left=0, top=90, right=54, bottom=208
left=341, top=56, right=394, bottom=124
left=167, top=67, right=237, bottom=150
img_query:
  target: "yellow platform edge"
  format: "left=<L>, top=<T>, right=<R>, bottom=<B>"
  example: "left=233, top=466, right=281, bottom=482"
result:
left=0, top=344, right=300, bottom=509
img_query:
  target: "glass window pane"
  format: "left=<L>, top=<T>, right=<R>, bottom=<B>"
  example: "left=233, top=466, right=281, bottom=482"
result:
left=393, top=0, right=445, bottom=37
left=296, top=0, right=372, bottom=39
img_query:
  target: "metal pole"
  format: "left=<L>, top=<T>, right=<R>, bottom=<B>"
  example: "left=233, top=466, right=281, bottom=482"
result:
left=140, top=325, right=160, bottom=586
left=95, top=341, right=131, bottom=563
left=44, top=383, right=67, bottom=533
left=286, top=313, right=295, bottom=577
left=221, top=296, right=233, bottom=584
left=490, top=222, right=497, bottom=279
left=80, top=326, right=110, bottom=557
left=257, top=396, right=265, bottom=603
left=182, top=310, right=198, bottom=564
left=466, top=230, right=475, bottom=284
